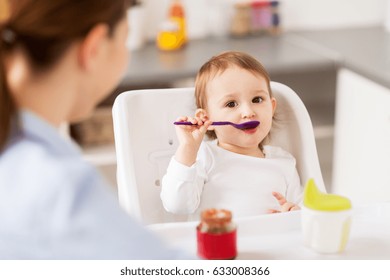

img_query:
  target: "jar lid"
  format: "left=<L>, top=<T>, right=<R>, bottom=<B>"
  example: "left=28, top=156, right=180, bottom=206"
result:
left=303, top=179, right=352, bottom=211
left=201, top=208, right=232, bottom=224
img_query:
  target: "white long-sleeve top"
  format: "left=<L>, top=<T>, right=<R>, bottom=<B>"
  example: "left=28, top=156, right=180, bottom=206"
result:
left=161, top=140, right=302, bottom=220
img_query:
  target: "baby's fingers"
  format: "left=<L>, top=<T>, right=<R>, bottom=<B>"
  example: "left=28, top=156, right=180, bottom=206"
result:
left=290, top=205, right=300, bottom=211
left=175, top=116, right=203, bottom=127
left=198, top=120, right=212, bottom=133
left=267, top=208, right=281, bottom=214
left=272, top=191, right=287, bottom=206
left=185, top=116, right=207, bottom=126
left=267, top=203, right=300, bottom=214
left=280, top=202, right=296, bottom=212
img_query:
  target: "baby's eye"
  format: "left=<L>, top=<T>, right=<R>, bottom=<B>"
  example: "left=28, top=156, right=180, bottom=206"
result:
left=226, top=101, right=238, bottom=108
left=252, top=96, right=263, bottom=103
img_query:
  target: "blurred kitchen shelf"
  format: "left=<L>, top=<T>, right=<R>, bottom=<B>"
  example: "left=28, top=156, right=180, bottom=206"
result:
left=82, top=144, right=116, bottom=166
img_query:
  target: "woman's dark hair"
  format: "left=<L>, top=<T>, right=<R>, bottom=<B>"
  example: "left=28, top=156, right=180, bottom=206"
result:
left=0, top=0, right=134, bottom=151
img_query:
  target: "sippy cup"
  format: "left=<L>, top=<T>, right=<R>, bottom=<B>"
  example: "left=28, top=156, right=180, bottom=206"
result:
left=301, top=179, right=352, bottom=254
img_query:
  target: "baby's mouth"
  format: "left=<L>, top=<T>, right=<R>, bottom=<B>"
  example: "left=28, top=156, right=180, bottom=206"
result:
left=237, top=120, right=260, bottom=130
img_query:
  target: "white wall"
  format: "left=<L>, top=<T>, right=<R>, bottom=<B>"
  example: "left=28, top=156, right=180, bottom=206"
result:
left=139, top=0, right=388, bottom=41
left=142, top=0, right=236, bottom=40
left=282, top=0, right=387, bottom=30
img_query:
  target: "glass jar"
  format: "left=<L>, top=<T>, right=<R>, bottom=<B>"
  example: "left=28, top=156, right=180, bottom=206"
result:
left=196, top=208, right=237, bottom=259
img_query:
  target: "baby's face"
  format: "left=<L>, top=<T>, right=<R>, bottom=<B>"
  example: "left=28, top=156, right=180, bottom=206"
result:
left=205, top=66, right=276, bottom=156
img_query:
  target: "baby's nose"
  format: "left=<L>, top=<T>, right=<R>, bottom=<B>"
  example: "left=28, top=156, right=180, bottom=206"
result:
left=241, top=105, right=256, bottom=118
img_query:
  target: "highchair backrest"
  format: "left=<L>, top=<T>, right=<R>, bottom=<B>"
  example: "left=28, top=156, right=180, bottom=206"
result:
left=112, top=82, right=326, bottom=224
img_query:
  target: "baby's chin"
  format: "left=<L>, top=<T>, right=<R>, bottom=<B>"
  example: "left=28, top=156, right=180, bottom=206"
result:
left=218, top=142, right=264, bottom=155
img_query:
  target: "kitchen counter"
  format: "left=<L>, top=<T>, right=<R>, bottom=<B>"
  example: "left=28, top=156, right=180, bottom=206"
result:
left=121, top=34, right=336, bottom=87
left=291, top=26, right=390, bottom=89
left=121, top=26, right=390, bottom=90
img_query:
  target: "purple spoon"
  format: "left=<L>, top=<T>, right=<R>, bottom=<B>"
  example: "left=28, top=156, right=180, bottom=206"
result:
left=173, top=120, right=260, bottom=130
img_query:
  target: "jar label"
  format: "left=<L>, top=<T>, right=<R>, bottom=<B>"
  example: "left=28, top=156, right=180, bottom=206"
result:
left=196, top=227, right=237, bottom=260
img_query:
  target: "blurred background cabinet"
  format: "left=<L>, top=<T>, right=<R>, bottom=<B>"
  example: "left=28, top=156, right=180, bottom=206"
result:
left=333, top=69, right=390, bottom=203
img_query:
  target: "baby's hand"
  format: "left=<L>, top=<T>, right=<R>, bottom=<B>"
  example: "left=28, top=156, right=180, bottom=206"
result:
left=174, top=116, right=211, bottom=167
left=175, top=116, right=211, bottom=148
left=267, top=191, right=300, bottom=214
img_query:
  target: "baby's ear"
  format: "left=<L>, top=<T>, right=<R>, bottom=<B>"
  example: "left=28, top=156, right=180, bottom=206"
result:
left=195, top=108, right=207, bottom=119
left=271, top=97, right=277, bottom=116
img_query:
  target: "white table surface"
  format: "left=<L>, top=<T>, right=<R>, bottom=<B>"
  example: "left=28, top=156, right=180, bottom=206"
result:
left=149, top=203, right=390, bottom=259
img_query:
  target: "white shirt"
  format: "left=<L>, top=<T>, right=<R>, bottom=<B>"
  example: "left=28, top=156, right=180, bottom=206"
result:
left=161, top=140, right=302, bottom=220
left=0, top=111, right=188, bottom=259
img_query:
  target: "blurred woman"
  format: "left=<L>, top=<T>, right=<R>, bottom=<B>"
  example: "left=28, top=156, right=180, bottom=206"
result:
left=0, top=0, right=187, bottom=259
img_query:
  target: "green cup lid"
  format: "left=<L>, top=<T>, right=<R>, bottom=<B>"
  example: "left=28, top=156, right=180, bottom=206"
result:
left=303, top=179, right=352, bottom=211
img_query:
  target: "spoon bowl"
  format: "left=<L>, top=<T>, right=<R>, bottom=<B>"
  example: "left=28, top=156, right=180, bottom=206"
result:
left=174, top=120, right=260, bottom=130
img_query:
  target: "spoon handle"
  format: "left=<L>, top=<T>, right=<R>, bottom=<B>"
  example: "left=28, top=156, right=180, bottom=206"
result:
left=173, top=121, right=229, bottom=126
left=173, top=121, right=196, bottom=125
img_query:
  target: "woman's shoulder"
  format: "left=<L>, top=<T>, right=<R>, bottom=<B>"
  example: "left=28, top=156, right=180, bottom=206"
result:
left=5, top=135, right=103, bottom=189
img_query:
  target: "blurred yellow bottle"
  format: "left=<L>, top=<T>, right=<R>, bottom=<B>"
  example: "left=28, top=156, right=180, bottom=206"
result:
left=169, top=0, right=187, bottom=44
left=157, top=0, right=187, bottom=51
